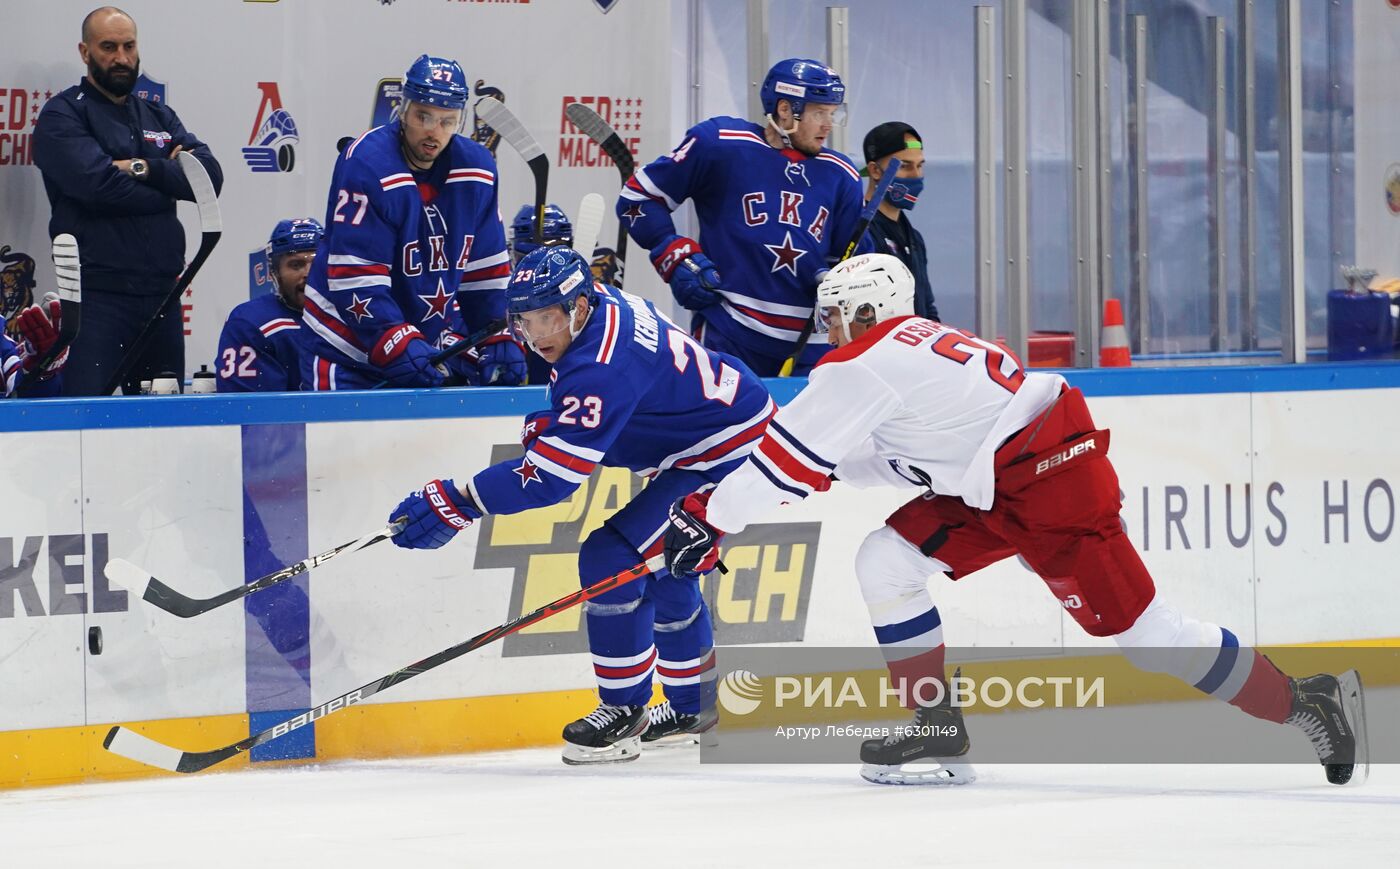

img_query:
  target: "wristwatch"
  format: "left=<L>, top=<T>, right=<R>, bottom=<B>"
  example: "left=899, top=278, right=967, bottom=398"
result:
left=130, top=158, right=149, bottom=180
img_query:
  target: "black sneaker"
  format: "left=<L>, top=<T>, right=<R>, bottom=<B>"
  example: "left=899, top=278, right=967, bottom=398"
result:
left=641, top=700, right=718, bottom=748
left=860, top=670, right=976, bottom=786
left=1286, top=670, right=1369, bottom=786
left=561, top=703, right=649, bottom=765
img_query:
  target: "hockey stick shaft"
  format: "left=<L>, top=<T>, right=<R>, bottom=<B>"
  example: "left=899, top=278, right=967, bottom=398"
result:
left=103, top=152, right=222, bottom=395
left=564, top=103, right=635, bottom=285
left=105, top=520, right=405, bottom=619
left=573, top=193, right=605, bottom=261
left=103, top=555, right=665, bottom=773
left=14, top=234, right=81, bottom=397
left=476, top=98, right=549, bottom=243
left=778, top=157, right=903, bottom=377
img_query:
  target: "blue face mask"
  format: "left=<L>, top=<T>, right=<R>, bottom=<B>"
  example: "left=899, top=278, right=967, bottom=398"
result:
left=885, top=176, right=923, bottom=211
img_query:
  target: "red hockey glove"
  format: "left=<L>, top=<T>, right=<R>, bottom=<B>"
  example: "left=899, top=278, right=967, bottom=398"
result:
left=16, top=298, right=66, bottom=374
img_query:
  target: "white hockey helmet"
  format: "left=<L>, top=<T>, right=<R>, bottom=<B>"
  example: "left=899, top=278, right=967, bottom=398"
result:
left=816, top=253, right=916, bottom=343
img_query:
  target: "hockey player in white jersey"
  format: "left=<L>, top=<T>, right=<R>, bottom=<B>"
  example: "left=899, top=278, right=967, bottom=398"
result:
left=663, top=253, right=1367, bottom=786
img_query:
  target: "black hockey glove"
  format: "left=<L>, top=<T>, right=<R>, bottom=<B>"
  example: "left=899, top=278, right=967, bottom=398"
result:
left=664, top=491, right=724, bottom=579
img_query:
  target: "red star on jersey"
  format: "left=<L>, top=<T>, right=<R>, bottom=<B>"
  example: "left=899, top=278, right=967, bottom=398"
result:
left=622, top=204, right=646, bottom=225
left=347, top=293, right=374, bottom=323
left=514, top=456, right=542, bottom=487
left=418, top=279, right=452, bottom=321
left=764, top=230, right=808, bottom=276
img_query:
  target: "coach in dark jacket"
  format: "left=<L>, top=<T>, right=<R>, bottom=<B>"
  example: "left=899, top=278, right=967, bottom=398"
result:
left=34, top=6, right=222, bottom=395
left=863, top=122, right=938, bottom=322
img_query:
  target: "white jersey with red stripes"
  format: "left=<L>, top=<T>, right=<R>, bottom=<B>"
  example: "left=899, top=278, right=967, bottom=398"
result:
left=706, top=316, right=1066, bottom=533
left=300, top=121, right=510, bottom=379
left=467, top=285, right=774, bottom=516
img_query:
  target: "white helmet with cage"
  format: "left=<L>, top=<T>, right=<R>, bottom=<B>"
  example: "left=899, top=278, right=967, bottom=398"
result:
left=816, top=253, right=916, bottom=343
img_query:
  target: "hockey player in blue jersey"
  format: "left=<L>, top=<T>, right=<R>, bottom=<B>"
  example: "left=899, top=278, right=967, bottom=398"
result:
left=387, top=247, right=775, bottom=764
left=2, top=296, right=67, bottom=397
left=509, top=203, right=573, bottom=385
left=299, top=55, right=525, bottom=390
left=215, top=218, right=323, bottom=392
left=618, top=58, right=872, bottom=376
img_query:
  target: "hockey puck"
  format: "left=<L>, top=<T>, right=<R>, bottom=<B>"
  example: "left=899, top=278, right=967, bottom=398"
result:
left=278, top=143, right=296, bottom=172
left=88, top=625, right=103, bottom=655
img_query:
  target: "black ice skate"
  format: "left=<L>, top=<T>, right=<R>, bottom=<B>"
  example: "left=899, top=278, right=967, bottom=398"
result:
left=1286, top=670, right=1369, bottom=786
left=641, top=700, right=718, bottom=749
left=860, top=671, right=976, bottom=786
left=561, top=703, right=649, bottom=766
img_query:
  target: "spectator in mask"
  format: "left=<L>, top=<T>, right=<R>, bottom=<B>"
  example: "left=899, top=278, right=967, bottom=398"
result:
left=862, top=122, right=937, bottom=321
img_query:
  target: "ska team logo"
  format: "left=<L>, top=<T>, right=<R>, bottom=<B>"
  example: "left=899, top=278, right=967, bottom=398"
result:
left=243, top=82, right=299, bottom=173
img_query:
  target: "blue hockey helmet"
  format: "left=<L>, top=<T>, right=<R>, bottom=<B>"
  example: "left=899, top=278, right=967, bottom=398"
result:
left=402, top=54, right=469, bottom=111
left=760, top=58, right=846, bottom=118
left=509, top=203, right=574, bottom=263
left=265, top=217, right=324, bottom=262
left=506, top=246, right=596, bottom=353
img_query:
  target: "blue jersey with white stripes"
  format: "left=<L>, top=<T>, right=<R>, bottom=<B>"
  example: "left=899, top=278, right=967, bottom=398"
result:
left=300, top=122, right=510, bottom=379
left=467, top=285, right=774, bottom=515
left=619, top=117, right=871, bottom=360
left=215, top=293, right=304, bottom=392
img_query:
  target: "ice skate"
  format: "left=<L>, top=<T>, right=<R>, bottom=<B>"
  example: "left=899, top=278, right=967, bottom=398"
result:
left=561, top=703, right=649, bottom=765
left=641, top=700, right=718, bottom=749
left=859, top=674, right=976, bottom=786
left=1286, top=670, right=1369, bottom=786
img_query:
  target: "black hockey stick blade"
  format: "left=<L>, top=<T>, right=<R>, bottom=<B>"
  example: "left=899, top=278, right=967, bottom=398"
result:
left=369, top=318, right=507, bottom=389
left=475, top=97, right=550, bottom=242
left=102, top=152, right=222, bottom=395
left=103, top=555, right=665, bottom=773
left=14, top=234, right=81, bottom=397
left=564, top=103, right=635, bottom=284
left=105, top=520, right=404, bottom=618
left=778, top=157, right=902, bottom=376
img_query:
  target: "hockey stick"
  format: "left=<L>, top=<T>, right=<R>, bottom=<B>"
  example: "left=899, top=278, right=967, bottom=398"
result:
left=564, top=103, right=635, bottom=286
left=103, top=152, right=222, bottom=395
left=475, top=97, right=549, bottom=243
left=777, top=156, right=903, bottom=377
left=573, top=193, right=605, bottom=262
left=105, top=520, right=405, bottom=619
left=103, top=554, right=665, bottom=773
left=14, top=234, right=81, bottom=397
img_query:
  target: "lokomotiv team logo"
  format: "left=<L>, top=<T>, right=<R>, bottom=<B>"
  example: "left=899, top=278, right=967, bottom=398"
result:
left=1386, top=163, right=1400, bottom=217
left=242, top=82, right=299, bottom=173
left=471, top=442, right=821, bottom=658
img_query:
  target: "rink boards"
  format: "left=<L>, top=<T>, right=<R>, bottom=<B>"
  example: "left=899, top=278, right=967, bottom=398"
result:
left=3, top=363, right=1400, bottom=788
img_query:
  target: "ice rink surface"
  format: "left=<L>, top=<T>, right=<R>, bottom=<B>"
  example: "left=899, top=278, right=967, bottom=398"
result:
left=2, top=748, right=1395, bottom=868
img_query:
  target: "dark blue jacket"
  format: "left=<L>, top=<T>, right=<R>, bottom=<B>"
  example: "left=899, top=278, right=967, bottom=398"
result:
left=869, top=209, right=939, bottom=322
left=33, top=78, right=223, bottom=295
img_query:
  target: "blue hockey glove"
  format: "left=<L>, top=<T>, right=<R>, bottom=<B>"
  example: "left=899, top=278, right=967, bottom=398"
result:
left=390, top=478, right=483, bottom=550
left=372, top=324, right=445, bottom=388
left=475, top=332, right=528, bottom=386
left=663, top=491, right=724, bottom=579
left=670, top=254, right=724, bottom=311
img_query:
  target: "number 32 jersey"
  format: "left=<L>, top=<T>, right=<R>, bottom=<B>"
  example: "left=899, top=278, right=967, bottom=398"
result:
left=706, top=316, right=1067, bottom=534
left=467, top=285, right=775, bottom=515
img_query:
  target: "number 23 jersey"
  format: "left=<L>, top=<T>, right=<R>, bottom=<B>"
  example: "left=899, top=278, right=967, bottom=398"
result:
left=468, top=285, right=775, bottom=516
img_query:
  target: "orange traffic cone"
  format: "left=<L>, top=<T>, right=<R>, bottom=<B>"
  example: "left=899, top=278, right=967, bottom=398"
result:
left=1099, top=299, right=1131, bottom=367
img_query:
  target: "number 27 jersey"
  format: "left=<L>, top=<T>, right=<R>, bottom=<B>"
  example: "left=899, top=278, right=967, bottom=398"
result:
left=468, top=285, right=775, bottom=516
